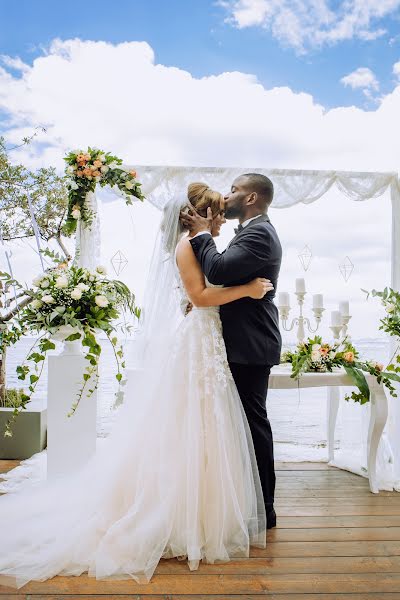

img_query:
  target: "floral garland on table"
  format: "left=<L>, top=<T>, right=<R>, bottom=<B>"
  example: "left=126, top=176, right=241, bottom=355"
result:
left=64, top=147, right=145, bottom=234
left=281, top=335, right=400, bottom=405
left=0, top=250, right=140, bottom=437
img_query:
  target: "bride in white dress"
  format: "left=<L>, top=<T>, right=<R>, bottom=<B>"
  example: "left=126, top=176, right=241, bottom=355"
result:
left=0, top=183, right=272, bottom=589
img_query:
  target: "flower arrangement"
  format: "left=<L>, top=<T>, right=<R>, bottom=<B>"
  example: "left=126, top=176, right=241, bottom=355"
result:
left=1, top=250, right=140, bottom=437
left=64, top=147, right=145, bottom=234
left=281, top=335, right=400, bottom=404
left=366, top=287, right=400, bottom=376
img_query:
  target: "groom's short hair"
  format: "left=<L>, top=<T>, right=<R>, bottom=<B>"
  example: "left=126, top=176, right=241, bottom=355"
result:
left=241, top=173, right=274, bottom=206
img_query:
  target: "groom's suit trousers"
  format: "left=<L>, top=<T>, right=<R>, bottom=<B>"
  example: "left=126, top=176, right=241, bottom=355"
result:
left=229, top=362, right=275, bottom=509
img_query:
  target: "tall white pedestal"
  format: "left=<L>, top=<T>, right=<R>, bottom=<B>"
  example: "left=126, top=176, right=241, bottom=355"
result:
left=47, top=341, right=97, bottom=480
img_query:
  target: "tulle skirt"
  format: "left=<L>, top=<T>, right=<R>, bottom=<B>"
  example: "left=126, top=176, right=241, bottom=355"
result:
left=0, top=307, right=266, bottom=589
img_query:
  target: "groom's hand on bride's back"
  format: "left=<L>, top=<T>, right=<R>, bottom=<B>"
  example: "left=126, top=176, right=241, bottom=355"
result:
left=180, top=207, right=213, bottom=236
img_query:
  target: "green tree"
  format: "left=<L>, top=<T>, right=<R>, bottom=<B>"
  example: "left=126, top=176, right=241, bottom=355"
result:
left=0, top=135, right=71, bottom=405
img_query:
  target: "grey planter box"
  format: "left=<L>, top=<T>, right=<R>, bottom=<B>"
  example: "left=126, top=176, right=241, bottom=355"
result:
left=0, top=405, right=47, bottom=459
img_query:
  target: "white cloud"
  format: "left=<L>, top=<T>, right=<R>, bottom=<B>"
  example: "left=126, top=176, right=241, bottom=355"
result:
left=393, top=60, right=400, bottom=79
left=222, top=0, right=400, bottom=52
left=0, top=38, right=400, bottom=174
left=340, top=67, right=379, bottom=99
left=0, top=38, right=398, bottom=339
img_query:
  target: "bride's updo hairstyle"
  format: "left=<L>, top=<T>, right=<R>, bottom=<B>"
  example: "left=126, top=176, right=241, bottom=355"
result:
left=184, top=182, right=224, bottom=226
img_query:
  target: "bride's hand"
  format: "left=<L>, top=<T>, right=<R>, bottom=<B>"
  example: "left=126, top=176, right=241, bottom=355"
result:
left=247, top=278, right=274, bottom=299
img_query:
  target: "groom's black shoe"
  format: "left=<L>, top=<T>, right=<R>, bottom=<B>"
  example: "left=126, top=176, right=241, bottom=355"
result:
left=266, top=507, right=276, bottom=529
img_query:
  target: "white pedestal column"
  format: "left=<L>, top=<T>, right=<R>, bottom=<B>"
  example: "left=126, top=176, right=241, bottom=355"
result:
left=47, top=340, right=97, bottom=480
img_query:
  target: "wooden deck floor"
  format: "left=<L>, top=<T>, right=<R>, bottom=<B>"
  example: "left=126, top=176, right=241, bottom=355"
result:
left=1, top=460, right=400, bottom=599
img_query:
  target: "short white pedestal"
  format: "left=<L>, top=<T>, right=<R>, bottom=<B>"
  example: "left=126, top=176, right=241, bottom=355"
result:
left=269, top=365, right=389, bottom=493
left=47, top=341, right=97, bottom=480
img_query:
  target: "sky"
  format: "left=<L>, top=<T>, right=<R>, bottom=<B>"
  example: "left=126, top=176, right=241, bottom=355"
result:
left=0, top=0, right=399, bottom=341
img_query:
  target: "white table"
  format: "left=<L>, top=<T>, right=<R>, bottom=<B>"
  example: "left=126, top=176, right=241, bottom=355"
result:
left=269, top=365, right=388, bottom=493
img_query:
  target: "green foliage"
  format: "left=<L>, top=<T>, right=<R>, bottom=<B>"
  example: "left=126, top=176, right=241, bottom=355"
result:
left=281, top=335, right=400, bottom=405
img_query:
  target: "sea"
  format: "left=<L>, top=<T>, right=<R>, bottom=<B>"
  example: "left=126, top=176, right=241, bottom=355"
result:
left=6, top=336, right=390, bottom=462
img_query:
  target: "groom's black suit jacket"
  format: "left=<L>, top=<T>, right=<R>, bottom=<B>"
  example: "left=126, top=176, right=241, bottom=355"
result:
left=190, top=214, right=282, bottom=366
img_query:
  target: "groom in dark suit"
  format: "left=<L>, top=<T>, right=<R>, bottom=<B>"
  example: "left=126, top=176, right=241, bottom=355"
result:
left=181, top=173, right=282, bottom=529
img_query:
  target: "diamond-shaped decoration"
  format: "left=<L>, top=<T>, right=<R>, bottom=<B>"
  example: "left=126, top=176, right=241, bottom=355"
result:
left=298, top=245, right=313, bottom=272
left=339, top=256, right=354, bottom=282
left=111, top=250, right=128, bottom=276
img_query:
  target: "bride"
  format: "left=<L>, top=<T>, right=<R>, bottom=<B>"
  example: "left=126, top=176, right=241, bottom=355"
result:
left=0, top=183, right=273, bottom=589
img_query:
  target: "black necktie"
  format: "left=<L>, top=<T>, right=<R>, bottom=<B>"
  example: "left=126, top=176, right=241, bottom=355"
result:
left=234, top=223, right=244, bottom=235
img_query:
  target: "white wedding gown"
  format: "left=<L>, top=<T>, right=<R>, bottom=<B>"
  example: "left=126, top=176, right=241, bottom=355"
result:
left=0, top=274, right=266, bottom=589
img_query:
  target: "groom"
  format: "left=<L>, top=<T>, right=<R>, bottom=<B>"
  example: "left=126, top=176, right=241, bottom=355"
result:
left=181, top=173, right=282, bottom=529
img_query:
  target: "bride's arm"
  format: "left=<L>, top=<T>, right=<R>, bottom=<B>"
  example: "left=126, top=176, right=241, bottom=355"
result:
left=176, top=238, right=272, bottom=308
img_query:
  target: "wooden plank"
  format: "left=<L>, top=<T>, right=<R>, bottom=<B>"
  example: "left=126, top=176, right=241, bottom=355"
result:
left=275, top=462, right=338, bottom=470
left=267, top=526, right=400, bottom=541
left=277, top=516, right=400, bottom=528
left=23, top=596, right=400, bottom=600
left=148, top=556, right=400, bottom=574
left=250, top=540, right=400, bottom=557
left=275, top=497, right=400, bottom=506
left=276, top=506, right=400, bottom=516
left=5, top=573, right=400, bottom=595
left=275, top=489, right=397, bottom=497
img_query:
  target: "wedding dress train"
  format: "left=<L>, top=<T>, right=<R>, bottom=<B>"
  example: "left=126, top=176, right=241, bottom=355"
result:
left=0, top=278, right=266, bottom=589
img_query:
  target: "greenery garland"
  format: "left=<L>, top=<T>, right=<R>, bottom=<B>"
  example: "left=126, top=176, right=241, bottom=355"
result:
left=281, top=335, right=400, bottom=404
left=64, top=147, right=145, bottom=234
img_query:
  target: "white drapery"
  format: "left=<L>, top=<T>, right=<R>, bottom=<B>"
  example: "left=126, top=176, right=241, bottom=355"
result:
left=75, top=166, right=400, bottom=491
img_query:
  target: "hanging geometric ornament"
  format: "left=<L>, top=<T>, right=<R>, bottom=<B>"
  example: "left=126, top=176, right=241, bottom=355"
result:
left=298, top=245, right=313, bottom=272
left=111, top=250, right=128, bottom=276
left=339, top=256, right=354, bottom=282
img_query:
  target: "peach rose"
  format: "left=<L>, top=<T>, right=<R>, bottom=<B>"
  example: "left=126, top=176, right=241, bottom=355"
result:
left=83, top=153, right=91, bottom=161
left=344, top=351, right=354, bottom=363
left=320, top=347, right=329, bottom=356
left=93, top=160, right=102, bottom=168
left=76, top=170, right=83, bottom=177
left=76, top=154, right=87, bottom=164
left=129, top=169, right=137, bottom=178
left=92, top=170, right=101, bottom=177
left=83, top=168, right=92, bottom=177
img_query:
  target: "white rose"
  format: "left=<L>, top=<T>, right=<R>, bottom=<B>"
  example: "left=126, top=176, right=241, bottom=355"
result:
left=311, top=350, right=321, bottom=362
left=77, top=282, right=89, bottom=291
left=72, top=209, right=81, bottom=219
left=31, top=299, right=43, bottom=309
left=66, top=166, right=75, bottom=174
left=95, top=295, right=109, bottom=308
left=386, top=303, right=396, bottom=313
left=100, top=165, right=109, bottom=173
left=40, top=279, right=50, bottom=289
left=109, top=161, right=119, bottom=170
left=124, top=180, right=134, bottom=190
left=69, top=180, right=79, bottom=190
left=55, top=275, right=69, bottom=289
left=32, top=273, right=46, bottom=287
left=70, top=288, right=83, bottom=300
left=95, top=176, right=101, bottom=182
left=329, top=351, right=336, bottom=359
left=98, top=153, right=106, bottom=162
left=95, top=265, right=107, bottom=276
left=42, top=294, right=55, bottom=304
left=312, top=344, right=321, bottom=351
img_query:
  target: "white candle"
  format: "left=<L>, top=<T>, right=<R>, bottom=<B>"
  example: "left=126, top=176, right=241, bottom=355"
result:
left=295, top=278, right=306, bottom=293
left=278, top=292, right=290, bottom=307
left=331, top=310, right=341, bottom=326
left=339, top=300, right=349, bottom=316
left=313, top=294, right=323, bottom=309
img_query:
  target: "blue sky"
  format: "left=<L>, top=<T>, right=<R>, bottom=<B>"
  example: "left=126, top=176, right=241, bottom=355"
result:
left=1, top=0, right=400, bottom=110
